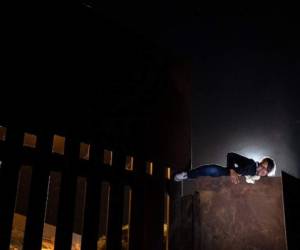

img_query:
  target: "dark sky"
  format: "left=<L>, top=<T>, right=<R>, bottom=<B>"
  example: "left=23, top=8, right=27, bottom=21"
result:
left=87, top=3, right=300, bottom=177
left=191, top=11, right=300, bottom=178
left=180, top=8, right=300, bottom=177
left=6, top=2, right=298, bottom=177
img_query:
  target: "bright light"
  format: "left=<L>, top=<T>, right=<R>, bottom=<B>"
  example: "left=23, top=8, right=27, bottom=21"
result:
left=239, top=146, right=268, bottom=162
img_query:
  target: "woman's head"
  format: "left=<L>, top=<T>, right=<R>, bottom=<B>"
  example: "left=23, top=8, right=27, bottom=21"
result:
left=257, top=157, right=275, bottom=176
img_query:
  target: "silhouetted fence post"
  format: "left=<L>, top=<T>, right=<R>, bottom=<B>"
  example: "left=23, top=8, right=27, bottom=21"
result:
left=0, top=126, right=23, bottom=250
left=22, top=131, right=52, bottom=250
left=81, top=143, right=103, bottom=250
left=129, top=156, right=146, bottom=250
left=54, top=135, right=80, bottom=250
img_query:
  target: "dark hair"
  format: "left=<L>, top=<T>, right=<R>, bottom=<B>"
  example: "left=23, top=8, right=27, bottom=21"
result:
left=262, top=157, right=275, bottom=172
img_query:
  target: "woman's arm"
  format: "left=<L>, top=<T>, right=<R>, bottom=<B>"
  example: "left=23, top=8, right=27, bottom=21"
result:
left=227, top=152, right=253, bottom=170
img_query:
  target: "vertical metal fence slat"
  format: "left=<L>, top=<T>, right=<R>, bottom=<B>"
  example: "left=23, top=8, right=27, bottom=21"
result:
left=129, top=156, right=146, bottom=250
left=106, top=151, right=125, bottom=250
left=0, top=127, right=24, bottom=250
left=144, top=162, right=166, bottom=250
left=54, top=136, right=80, bottom=250
left=23, top=132, right=52, bottom=250
left=81, top=143, right=102, bottom=250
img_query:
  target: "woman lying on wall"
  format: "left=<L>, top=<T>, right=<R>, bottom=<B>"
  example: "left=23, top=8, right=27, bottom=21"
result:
left=174, top=152, right=275, bottom=184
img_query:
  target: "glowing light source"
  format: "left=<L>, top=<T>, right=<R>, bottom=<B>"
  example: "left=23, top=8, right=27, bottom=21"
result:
left=239, top=147, right=268, bottom=162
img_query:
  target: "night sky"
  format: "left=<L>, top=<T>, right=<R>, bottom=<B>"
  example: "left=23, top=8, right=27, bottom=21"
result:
left=97, top=4, right=300, bottom=177
left=4, top=3, right=299, bottom=177
left=188, top=9, right=300, bottom=178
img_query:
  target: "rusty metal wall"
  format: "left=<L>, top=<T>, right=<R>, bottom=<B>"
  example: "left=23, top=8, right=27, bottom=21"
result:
left=171, top=176, right=287, bottom=250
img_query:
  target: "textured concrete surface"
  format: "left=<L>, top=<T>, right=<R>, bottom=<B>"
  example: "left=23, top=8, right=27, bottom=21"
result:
left=171, top=176, right=287, bottom=250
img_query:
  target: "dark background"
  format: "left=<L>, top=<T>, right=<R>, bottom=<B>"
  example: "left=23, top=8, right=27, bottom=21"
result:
left=80, top=2, right=300, bottom=177
left=1, top=2, right=191, bottom=169
left=190, top=7, right=300, bottom=178
left=2, top=2, right=300, bottom=177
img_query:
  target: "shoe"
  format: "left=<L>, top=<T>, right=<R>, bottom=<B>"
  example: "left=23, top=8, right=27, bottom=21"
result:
left=174, top=171, right=188, bottom=182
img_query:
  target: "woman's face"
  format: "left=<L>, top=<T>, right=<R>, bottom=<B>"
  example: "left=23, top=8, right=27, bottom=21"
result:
left=257, top=160, right=269, bottom=176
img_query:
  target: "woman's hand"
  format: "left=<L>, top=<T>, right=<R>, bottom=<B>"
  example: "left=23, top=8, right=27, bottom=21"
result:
left=230, top=169, right=241, bottom=184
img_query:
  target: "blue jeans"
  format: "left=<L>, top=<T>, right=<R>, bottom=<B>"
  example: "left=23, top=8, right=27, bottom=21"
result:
left=187, top=164, right=229, bottom=178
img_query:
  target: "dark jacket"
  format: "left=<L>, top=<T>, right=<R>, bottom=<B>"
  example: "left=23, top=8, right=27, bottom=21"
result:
left=227, top=152, right=258, bottom=176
